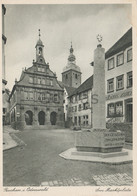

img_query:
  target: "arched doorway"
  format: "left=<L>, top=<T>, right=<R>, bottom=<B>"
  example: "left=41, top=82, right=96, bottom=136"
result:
left=50, top=112, right=57, bottom=125
left=25, top=111, right=33, bottom=125
left=38, top=111, right=45, bottom=125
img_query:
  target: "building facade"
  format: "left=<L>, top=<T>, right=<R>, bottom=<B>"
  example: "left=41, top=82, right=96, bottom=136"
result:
left=2, top=4, right=7, bottom=92
left=3, top=89, right=10, bottom=125
left=9, top=33, right=64, bottom=130
left=67, top=76, right=93, bottom=129
left=67, top=28, right=132, bottom=128
left=105, top=28, right=132, bottom=123
left=2, top=4, right=10, bottom=126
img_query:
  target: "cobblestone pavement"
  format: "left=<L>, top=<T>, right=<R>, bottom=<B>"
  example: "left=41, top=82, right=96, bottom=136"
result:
left=40, top=173, right=132, bottom=186
left=92, top=173, right=133, bottom=186
left=41, top=177, right=94, bottom=186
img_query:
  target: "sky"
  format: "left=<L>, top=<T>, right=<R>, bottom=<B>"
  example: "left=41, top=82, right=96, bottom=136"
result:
left=4, top=4, right=132, bottom=91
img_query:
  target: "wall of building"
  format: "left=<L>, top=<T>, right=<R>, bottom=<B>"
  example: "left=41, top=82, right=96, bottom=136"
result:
left=9, top=86, right=64, bottom=130
left=68, top=90, right=92, bottom=128
left=62, top=69, right=81, bottom=88
left=105, top=46, right=132, bottom=123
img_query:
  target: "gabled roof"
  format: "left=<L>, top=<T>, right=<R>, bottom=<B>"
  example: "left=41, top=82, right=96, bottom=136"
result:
left=69, top=75, right=93, bottom=97
left=105, top=27, right=132, bottom=59
left=65, top=86, right=76, bottom=96
left=58, top=81, right=76, bottom=96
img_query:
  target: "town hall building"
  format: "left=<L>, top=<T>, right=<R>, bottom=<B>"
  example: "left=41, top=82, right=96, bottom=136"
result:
left=9, top=31, right=64, bottom=130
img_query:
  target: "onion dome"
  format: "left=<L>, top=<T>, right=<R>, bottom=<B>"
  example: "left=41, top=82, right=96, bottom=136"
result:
left=63, top=42, right=81, bottom=73
left=68, top=43, right=76, bottom=62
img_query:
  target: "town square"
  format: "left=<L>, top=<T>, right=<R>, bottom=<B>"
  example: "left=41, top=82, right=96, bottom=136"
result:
left=2, top=3, right=133, bottom=188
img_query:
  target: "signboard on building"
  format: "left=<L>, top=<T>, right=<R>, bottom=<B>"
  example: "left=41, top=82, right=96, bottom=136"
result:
left=106, top=89, right=132, bottom=101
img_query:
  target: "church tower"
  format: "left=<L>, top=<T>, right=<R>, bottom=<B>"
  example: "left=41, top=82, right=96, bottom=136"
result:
left=62, top=43, right=81, bottom=88
left=35, top=29, right=45, bottom=64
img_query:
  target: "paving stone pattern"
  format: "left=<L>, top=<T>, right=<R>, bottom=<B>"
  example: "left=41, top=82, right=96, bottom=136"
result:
left=41, top=177, right=93, bottom=186
left=41, top=173, right=132, bottom=186
left=92, top=173, right=133, bottom=186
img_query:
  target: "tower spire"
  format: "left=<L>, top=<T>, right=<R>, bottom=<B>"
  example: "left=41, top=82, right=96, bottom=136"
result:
left=38, top=29, right=41, bottom=39
left=71, top=41, right=72, bottom=48
left=70, top=41, right=74, bottom=54
left=35, top=29, right=44, bottom=62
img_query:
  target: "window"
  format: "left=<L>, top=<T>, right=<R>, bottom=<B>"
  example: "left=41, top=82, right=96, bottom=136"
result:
left=108, top=58, right=114, bottom=70
left=66, top=74, right=68, bottom=79
left=38, top=78, right=41, bottom=84
left=38, top=93, right=42, bottom=101
left=78, top=104, right=81, bottom=111
left=83, top=102, right=88, bottom=110
left=74, top=116, right=77, bottom=126
left=46, top=93, right=50, bottom=103
left=49, top=80, right=53, bottom=86
left=78, top=116, right=81, bottom=126
left=83, top=115, right=88, bottom=126
left=41, top=78, right=45, bottom=85
left=82, top=91, right=88, bottom=99
left=116, top=75, right=124, bottom=90
left=117, top=53, right=124, bottom=66
left=29, top=92, right=33, bottom=100
left=79, top=93, right=82, bottom=100
left=107, top=102, right=123, bottom=117
left=107, top=78, right=114, bottom=93
left=127, top=72, right=132, bottom=88
left=41, top=93, right=46, bottom=101
left=25, top=92, right=29, bottom=100
left=108, top=103, right=115, bottom=117
left=127, top=49, right=132, bottom=62
left=73, top=96, right=75, bottom=103
left=75, top=106, right=77, bottom=112
left=75, top=74, right=77, bottom=79
left=29, top=77, right=33, bottom=83
left=3, top=108, right=6, bottom=114
left=39, top=47, right=42, bottom=55
left=115, top=102, right=123, bottom=116
left=54, top=94, right=58, bottom=102
left=38, top=67, right=42, bottom=72
left=41, top=67, right=45, bottom=72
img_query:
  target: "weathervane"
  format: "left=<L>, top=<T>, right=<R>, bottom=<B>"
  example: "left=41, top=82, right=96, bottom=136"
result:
left=97, top=34, right=103, bottom=43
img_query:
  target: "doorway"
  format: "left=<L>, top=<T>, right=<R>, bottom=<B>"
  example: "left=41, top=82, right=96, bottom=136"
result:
left=50, top=112, right=57, bottom=125
left=38, top=111, right=45, bottom=125
left=25, top=111, right=33, bottom=125
left=125, top=98, right=132, bottom=122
